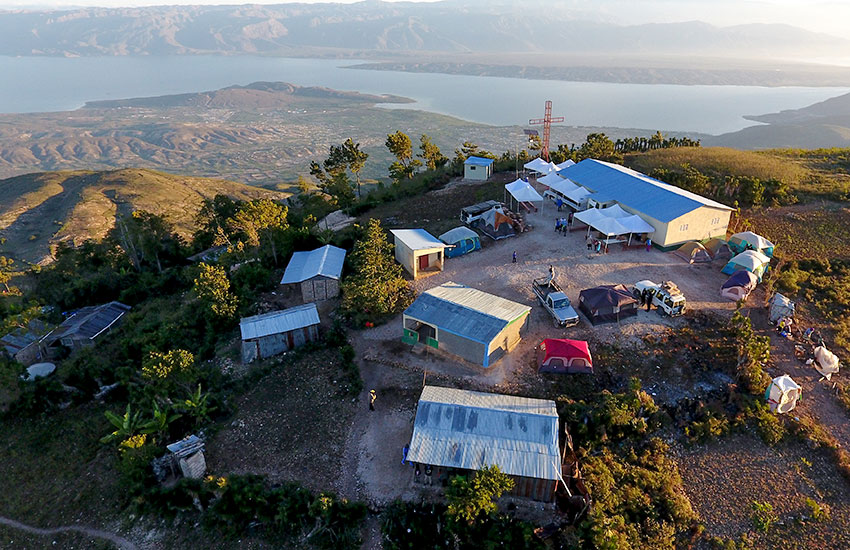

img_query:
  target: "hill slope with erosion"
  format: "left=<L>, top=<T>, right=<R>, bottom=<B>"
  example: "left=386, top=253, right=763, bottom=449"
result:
left=0, top=168, right=284, bottom=264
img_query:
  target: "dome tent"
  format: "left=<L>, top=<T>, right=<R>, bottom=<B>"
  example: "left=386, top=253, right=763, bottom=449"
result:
left=768, top=293, right=795, bottom=324
left=729, top=231, right=775, bottom=257
left=439, top=226, right=481, bottom=258
left=704, top=238, right=733, bottom=261
left=720, top=270, right=759, bottom=302
left=765, top=375, right=801, bottom=414
left=722, top=250, right=770, bottom=281
left=537, top=338, right=593, bottom=374
left=578, top=284, right=638, bottom=325
left=673, top=242, right=712, bottom=264
left=813, top=346, right=840, bottom=380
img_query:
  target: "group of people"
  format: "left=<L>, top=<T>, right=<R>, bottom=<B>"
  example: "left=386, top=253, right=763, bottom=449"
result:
left=586, top=236, right=603, bottom=254
left=637, top=288, right=655, bottom=311
left=554, top=212, right=574, bottom=235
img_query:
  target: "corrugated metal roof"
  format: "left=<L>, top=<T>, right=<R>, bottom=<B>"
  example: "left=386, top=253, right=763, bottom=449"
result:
left=559, top=159, right=733, bottom=222
left=464, top=156, right=494, bottom=166
left=240, top=303, right=320, bottom=340
left=439, top=226, right=479, bottom=244
left=45, top=302, right=130, bottom=344
left=280, top=244, right=346, bottom=284
left=390, top=229, right=450, bottom=251
left=404, top=282, right=531, bottom=344
left=407, top=386, right=561, bottom=481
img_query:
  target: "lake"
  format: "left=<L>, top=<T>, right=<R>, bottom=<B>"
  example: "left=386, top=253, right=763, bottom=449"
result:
left=0, top=55, right=846, bottom=134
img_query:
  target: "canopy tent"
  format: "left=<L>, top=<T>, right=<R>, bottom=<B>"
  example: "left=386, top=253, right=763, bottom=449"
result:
left=578, top=284, right=639, bottom=325
left=722, top=250, right=771, bottom=281
left=813, top=346, right=840, bottom=380
left=618, top=215, right=656, bottom=235
left=597, top=204, right=631, bottom=218
left=439, top=226, right=481, bottom=258
left=673, top=242, right=712, bottom=264
left=720, top=270, right=759, bottom=301
left=704, top=238, right=733, bottom=260
left=537, top=172, right=566, bottom=188
left=575, top=207, right=652, bottom=247
left=537, top=338, right=593, bottom=374
left=564, top=186, right=592, bottom=208
left=555, top=159, right=576, bottom=170
left=765, top=375, right=802, bottom=414
left=524, top=157, right=557, bottom=175
left=730, top=231, right=775, bottom=257
left=768, top=293, right=795, bottom=324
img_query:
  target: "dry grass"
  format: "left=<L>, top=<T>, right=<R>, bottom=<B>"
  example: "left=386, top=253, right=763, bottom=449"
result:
left=743, top=202, right=850, bottom=261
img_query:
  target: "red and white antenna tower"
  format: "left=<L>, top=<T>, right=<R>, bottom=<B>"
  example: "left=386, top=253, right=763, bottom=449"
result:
left=528, top=100, right=564, bottom=162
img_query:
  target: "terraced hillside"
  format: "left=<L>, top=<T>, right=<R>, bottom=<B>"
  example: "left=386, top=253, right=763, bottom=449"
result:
left=0, top=168, right=284, bottom=264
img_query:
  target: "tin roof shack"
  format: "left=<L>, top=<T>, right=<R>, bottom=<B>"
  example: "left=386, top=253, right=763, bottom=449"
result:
left=166, top=435, right=206, bottom=479
left=463, top=156, right=494, bottom=181
left=41, top=302, right=130, bottom=354
left=280, top=245, right=346, bottom=303
left=240, top=303, right=320, bottom=363
left=407, top=386, right=563, bottom=502
left=402, top=282, right=531, bottom=367
left=1, top=319, right=49, bottom=365
left=390, top=229, right=450, bottom=279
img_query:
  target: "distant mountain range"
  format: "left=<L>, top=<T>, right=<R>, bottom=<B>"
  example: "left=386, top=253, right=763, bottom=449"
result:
left=705, top=91, right=850, bottom=149
left=1, top=2, right=847, bottom=61
left=0, top=168, right=284, bottom=264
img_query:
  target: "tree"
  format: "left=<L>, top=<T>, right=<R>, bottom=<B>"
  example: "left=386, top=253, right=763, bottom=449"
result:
left=418, top=134, right=448, bottom=171
left=194, top=263, right=238, bottom=321
left=113, top=210, right=183, bottom=273
left=453, top=141, right=495, bottom=165
left=195, top=195, right=242, bottom=250
left=386, top=131, right=422, bottom=181
left=141, top=349, right=198, bottom=397
left=344, top=138, right=369, bottom=199
left=310, top=139, right=368, bottom=205
left=446, top=465, right=514, bottom=524
left=180, top=384, right=216, bottom=427
left=101, top=404, right=144, bottom=444
left=342, top=219, right=413, bottom=316
left=227, top=199, right=289, bottom=265
left=0, top=256, right=16, bottom=293
left=576, top=133, right=622, bottom=163
left=141, top=401, right=181, bottom=439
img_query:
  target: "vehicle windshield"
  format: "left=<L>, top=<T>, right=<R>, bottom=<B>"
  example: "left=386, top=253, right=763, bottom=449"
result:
left=553, top=298, right=570, bottom=309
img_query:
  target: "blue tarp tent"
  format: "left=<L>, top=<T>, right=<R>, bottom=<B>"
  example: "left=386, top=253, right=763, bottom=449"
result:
left=722, top=250, right=771, bottom=281
left=439, top=227, right=481, bottom=258
left=729, top=231, right=775, bottom=258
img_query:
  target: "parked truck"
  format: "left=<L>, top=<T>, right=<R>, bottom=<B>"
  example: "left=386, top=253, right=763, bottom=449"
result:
left=533, top=277, right=580, bottom=327
left=632, top=280, right=686, bottom=316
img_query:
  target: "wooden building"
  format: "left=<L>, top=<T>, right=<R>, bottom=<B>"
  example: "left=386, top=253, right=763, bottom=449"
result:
left=240, top=303, right=320, bottom=363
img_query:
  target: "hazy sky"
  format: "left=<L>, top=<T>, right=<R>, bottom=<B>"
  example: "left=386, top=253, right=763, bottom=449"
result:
left=2, top=0, right=850, bottom=37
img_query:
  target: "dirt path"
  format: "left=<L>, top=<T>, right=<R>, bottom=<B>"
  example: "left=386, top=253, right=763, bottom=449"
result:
left=0, top=516, right=137, bottom=550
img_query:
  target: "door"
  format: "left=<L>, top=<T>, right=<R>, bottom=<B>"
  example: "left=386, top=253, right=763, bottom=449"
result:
left=419, top=254, right=429, bottom=270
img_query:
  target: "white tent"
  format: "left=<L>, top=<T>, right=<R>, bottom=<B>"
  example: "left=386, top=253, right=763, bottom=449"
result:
left=524, top=157, right=557, bottom=175
left=545, top=177, right=581, bottom=198
left=598, top=204, right=631, bottom=219
left=575, top=209, right=629, bottom=237
left=537, top=172, right=566, bottom=188
left=768, top=293, right=795, bottom=324
left=505, top=179, right=544, bottom=202
left=813, top=346, right=841, bottom=380
left=564, top=186, right=592, bottom=208
left=555, top=159, right=576, bottom=170
left=765, top=375, right=802, bottom=414
left=619, top=215, right=656, bottom=235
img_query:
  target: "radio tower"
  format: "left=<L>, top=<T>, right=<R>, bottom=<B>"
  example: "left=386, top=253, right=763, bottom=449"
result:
left=528, top=100, right=564, bottom=162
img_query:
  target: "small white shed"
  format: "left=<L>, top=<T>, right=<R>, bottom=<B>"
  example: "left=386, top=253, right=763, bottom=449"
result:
left=464, top=156, right=494, bottom=181
left=390, top=229, right=450, bottom=279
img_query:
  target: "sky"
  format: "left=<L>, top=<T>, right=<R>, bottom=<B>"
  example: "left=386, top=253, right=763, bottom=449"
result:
left=2, top=0, right=850, bottom=38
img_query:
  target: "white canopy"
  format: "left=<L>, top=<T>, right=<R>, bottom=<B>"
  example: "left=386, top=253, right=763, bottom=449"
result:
left=555, top=159, right=576, bottom=170
left=598, top=204, right=631, bottom=219
left=537, top=172, right=565, bottom=188
left=814, top=346, right=840, bottom=380
left=564, top=185, right=592, bottom=205
left=575, top=209, right=628, bottom=237
left=619, top=214, right=656, bottom=234
left=546, top=177, right=581, bottom=198
left=766, top=374, right=801, bottom=414
left=505, top=179, right=544, bottom=203
left=524, top=157, right=557, bottom=175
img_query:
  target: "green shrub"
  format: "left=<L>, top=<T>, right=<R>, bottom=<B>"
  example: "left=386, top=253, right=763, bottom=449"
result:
left=754, top=406, right=786, bottom=446
left=804, top=497, right=830, bottom=522
left=750, top=500, right=777, bottom=533
left=685, top=413, right=730, bottom=443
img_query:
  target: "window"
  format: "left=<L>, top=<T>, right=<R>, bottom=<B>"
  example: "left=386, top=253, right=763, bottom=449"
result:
left=711, top=217, right=720, bottom=225
left=469, top=165, right=476, bottom=170
left=679, top=224, right=689, bottom=232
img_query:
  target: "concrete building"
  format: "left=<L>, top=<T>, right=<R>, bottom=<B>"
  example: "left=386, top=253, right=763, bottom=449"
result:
left=240, top=303, right=320, bottom=363
left=407, top=386, right=563, bottom=502
left=280, top=244, right=346, bottom=303
left=390, top=229, right=450, bottom=279
left=463, top=156, right=494, bottom=181
left=402, top=282, right=531, bottom=367
left=559, top=159, right=734, bottom=250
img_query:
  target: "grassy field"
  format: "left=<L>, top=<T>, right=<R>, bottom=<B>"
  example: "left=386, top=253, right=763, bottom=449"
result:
left=0, top=168, right=285, bottom=264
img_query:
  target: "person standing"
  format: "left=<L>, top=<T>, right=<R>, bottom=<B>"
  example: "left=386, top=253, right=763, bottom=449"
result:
left=512, top=250, right=517, bottom=263
left=645, top=291, right=652, bottom=311
left=568, top=211, right=574, bottom=228
left=369, top=389, right=377, bottom=411
left=595, top=240, right=602, bottom=254
left=586, top=236, right=593, bottom=251
left=646, top=238, right=652, bottom=252
left=548, top=264, right=555, bottom=283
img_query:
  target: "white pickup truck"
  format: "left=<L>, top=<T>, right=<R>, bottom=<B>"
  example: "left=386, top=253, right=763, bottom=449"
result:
left=533, top=277, right=580, bottom=327
left=632, top=280, right=686, bottom=316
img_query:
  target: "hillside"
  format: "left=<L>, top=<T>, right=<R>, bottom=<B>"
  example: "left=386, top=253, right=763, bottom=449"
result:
left=0, top=3, right=848, bottom=64
left=0, top=168, right=284, bottom=264
left=708, top=91, right=850, bottom=149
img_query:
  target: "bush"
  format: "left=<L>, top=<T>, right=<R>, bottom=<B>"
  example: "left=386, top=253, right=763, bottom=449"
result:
left=750, top=500, right=777, bottom=533
left=754, top=406, right=786, bottom=446
left=804, top=497, right=830, bottom=522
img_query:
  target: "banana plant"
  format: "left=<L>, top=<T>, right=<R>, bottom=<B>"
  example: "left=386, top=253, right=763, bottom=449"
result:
left=181, top=384, right=216, bottom=427
left=100, top=404, right=143, bottom=444
left=141, top=401, right=182, bottom=438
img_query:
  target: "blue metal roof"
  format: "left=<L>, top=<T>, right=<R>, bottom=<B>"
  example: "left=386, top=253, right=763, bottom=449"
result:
left=464, top=156, right=495, bottom=167
left=404, top=283, right=530, bottom=345
left=558, top=159, right=733, bottom=223
left=280, top=245, right=346, bottom=284
left=240, top=303, right=320, bottom=340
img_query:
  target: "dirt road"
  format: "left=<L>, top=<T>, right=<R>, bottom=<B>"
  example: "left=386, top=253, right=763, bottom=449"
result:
left=0, top=515, right=136, bottom=550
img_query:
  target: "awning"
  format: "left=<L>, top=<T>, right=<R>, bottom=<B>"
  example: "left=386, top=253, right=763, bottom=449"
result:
left=574, top=209, right=629, bottom=236
left=523, top=158, right=557, bottom=175
left=505, top=179, right=544, bottom=203
left=618, top=214, right=655, bottom=234
left=537, top=172, right=566, bottom=188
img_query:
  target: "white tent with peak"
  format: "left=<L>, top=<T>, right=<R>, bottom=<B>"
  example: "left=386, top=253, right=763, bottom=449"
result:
left=524, top=157, right=557, bottom=175
left=504, top=178, right=544, bottom=212
left=765, top=374, right=802, bottom=414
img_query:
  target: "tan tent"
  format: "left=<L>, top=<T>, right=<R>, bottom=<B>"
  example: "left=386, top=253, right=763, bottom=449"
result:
left=673, top=242, right=712, bottom=264
left=704, top=238, right=733, bottom=260
left=813, top=346, right=840, bottom=380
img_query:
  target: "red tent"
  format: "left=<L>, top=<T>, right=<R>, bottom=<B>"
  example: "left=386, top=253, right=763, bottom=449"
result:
left=537, top=338, right=593, bottom=374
